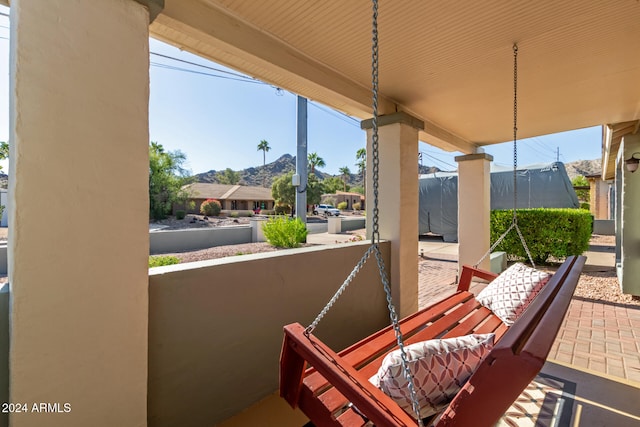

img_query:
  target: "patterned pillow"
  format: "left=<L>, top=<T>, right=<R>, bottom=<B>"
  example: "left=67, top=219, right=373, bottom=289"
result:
left=369, top=334, right=494, bottom=418
left=476, top=262, right=552, bottom=326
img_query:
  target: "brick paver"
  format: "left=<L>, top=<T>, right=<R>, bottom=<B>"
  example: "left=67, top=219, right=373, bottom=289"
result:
left=418, top=244, right=640, bottom=385
left=549, top=297, right=640, bottom=383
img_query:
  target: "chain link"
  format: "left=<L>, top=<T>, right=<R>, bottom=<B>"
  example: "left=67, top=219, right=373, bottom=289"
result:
left=305, top=245, right=375, bottom=335
left=512, top=44, right=518, bottom=224
left=371, top=0, right=380, bottom=245
left=304, top=2, right=423, bottom=423
left=474, top=43, right=534, bottom=269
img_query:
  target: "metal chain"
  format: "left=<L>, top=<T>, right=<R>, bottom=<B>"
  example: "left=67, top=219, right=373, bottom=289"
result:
left=371, top=0, right=381, bottom=245
left=304, top=2, right=422, bottom=423
left=512, top=44, right=518, bottom=224
left=370, top=1, right=422, bottom=423
left=474, top=43, right=534, bottom=268
left=373, top=244, right=423, bottom=424
left=305, top=245, right=376, bottom=335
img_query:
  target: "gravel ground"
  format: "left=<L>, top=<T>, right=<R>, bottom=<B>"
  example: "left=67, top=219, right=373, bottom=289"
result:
left=157, top=242, right=291, bottom=263
left=151, top=214, right=252, bottom=230
left=572, top=234, right=639, bottom=306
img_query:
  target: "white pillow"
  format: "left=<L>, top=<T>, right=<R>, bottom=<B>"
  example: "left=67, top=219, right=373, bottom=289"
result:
left=476, top=262, right=552, bottom=326
left=369, top=334, right=494, bottom=418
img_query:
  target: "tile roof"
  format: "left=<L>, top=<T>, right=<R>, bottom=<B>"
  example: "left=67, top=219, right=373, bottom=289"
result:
left=183, top=183, right=273, bottom=201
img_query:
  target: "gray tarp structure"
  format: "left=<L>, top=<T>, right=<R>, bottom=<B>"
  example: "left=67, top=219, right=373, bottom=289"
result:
left=419, top=162, right=580, bottom=242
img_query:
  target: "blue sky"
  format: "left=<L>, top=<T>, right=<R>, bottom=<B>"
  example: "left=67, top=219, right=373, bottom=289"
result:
left=0, top=5, right=602, bottom=176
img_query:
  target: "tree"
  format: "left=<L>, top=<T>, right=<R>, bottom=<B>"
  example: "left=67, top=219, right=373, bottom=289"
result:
left=257, top=140, right=271, bottom=187
left=271, top=171, right=296, bottom=210
left=307, top=174, right=325, bottom=207
left=307, top=152, right=326, bottom=173
left=339, top=166, right=351, bottom=191
left=572, top=175, right=590, bottom=208
left=257, top=139, right=271, bottom=166
left=216, top=168, right=241, bottom=185
left=0, top=141, right=8, bottom=171
left=149, top=142, right=192, bottom=220
left=272, top=171, right=325, bottom=212
left=322, top=176, right=344, bottom=194
left=356, top=147, right=366, bottom=192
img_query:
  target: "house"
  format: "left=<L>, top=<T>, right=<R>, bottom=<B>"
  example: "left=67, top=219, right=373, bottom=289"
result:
left=2, top=1, right=639, bottom=427
left=322, top=190, right=365, bottom=210
left=585, top=173, right=614, bottom=221
left=177, top=182, right=274, bottom=213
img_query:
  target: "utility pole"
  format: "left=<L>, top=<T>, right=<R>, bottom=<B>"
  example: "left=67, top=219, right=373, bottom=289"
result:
left=556, top=147, right=559, bottom=162
left=294, top=96, right=308, bottom=225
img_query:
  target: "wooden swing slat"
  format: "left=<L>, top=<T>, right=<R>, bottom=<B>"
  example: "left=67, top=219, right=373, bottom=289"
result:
left=280, top=256, right=586, bottom=427
left=303, top=291, right=474, bottom=393
left=310, top=296, right=503, bottom=418
left=442, top=306, right=495, bottom=338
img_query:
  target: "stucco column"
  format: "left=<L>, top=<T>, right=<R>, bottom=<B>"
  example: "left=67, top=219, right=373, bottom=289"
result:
left=8, top=1, right=153, bottom=426
left=362, top=112, right=423, bottom=318
left=620, top=133, right=640, bottom=296
left=456, top=153, right=493, bottom=272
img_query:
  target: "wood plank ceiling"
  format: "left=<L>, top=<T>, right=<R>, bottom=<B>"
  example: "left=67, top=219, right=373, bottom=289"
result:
left=152, top=0, right=640, bottom=154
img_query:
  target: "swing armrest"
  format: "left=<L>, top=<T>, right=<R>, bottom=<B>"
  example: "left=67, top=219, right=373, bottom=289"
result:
left=281, top=323, right=418, bottom=426
left=457, top=265, right=499, bottom=292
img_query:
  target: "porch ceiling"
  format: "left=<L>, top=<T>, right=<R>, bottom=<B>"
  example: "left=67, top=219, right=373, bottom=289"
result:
left=151, top=0, right=640, bottom=153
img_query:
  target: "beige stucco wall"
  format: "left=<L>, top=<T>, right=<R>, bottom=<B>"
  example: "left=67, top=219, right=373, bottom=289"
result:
left=148, top=242, right=390, bottom=427
left=363, top=114, right=421, bottom=318
left=456, top=153, right=493, bottom=271
left=8, top=1, right=150, bottom=426
left=620, top=133, right=640, bottom=296
left=589, top=177, right=611, bottom=220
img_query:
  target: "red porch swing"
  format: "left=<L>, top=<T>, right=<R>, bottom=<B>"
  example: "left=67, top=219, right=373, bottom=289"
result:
left=279, top=2, right=585, bottom=425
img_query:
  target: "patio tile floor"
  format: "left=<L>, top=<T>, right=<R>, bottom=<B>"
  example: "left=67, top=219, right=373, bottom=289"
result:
left=417, top=236, right=640, bottom=426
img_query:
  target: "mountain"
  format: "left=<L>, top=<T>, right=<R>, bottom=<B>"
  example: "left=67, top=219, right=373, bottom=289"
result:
left=195, top=154, right=297, bottom=186
left=193, top=153, right=441, bottom=188
left=563, top=159, right=601, bottom=180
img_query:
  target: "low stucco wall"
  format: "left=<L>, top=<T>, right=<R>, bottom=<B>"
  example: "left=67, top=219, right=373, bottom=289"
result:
left=148, top=241, right=391, bottom=427
left=593, top=220, right=614, bottom=235
left=342, top=216, right=366, bottom=232
left=149, top=226, right=252, bottom=254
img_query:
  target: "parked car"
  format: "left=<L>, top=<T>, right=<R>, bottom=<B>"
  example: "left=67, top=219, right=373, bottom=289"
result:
left=313, top=204, right=340, bottom=216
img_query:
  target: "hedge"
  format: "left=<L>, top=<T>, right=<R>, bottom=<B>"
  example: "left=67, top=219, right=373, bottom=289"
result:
left=490, top=208, right=592, bottom=264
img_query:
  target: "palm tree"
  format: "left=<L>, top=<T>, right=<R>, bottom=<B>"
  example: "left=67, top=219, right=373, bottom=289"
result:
left=257, top=139, right=271, bottom=187
left=356, top=148, right=366, bottom=193
left=339, top=166, right=351, bottom=191
left=257, top=139, right=271, bottom=166
left=307, top=152, right=326, bottom=174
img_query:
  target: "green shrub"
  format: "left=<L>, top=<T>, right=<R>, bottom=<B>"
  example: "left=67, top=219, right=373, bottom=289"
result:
left=490, top=208, right=592, bottom=264
left=200, top=199, right=221, bottom=216
left=149, top=255, right=180, bottom=268
left=353, top=202, right=361, bottom=211
left=230, top=211, right=239, bottom=218
left=274, top=204, right=290, bottom=215
left=337, top=201, right=348, bottom=210
left=261, top=209, right=276, bottom=215
left=175, top=210, right=186, bottom=220
left=262, top=216, right=308, bottom=248
left=580, top=202, right=590, bottom=210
